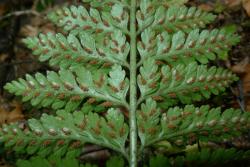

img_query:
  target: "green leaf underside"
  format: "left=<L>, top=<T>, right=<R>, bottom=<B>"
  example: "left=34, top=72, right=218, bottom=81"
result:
left=0, top=109, right=128, bottom=157
left=82, top=0, right=129, bottom=11
left=48, top=5, right=129, bottom=35
left=83, top=0, right=188, bottom=10
left=137, top=99, right=250, bottom=148
left=138, top=61, right=238, bottom=107
left=138, top=28, right=240, bottom=65
left=137, top=3, right=216, bottom=34
left=48, top=4, right=214, bottom=36
left=1, top=1, right=249, bottom=166
left=4, top=65, right=129, bottom=112
left=23, top=30, right=130, bottom=69
left=81, top=0, right=188, bottom=10
left=148, top=148, right=250, bottom=167
left=159, top=0, right=188, bottom=6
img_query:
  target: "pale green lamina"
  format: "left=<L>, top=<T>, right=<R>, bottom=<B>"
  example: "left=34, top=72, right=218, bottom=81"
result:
left=137, top=5, right=216, bottom=34
left=137, top=102, right=250, bottom=150
left=23, top=31, right=130, bottom=69
left=138, top=60, right=238, bottom=108
left=4, top=65, right=129, bottom=112
left=0, top=109, right=129, bottom=158
left=1, top=0, right=249, bottom=166
left=47, top=5, right=129, bottom=35
left=137, top=28, right=240, bottom=66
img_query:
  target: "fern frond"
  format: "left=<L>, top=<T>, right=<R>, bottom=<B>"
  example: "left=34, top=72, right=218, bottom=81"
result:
left=138, top=28, right=240, bottom=66
left=137, top=4, right=215, bottom=34
left=137, top=99, right=161, bottom=147
left=4, top=66, right=129, bottom=111
left=1, top=0, right=249, bottom=165
left=48, top=5, right=129, bottom=35
left=23, top=31, right=130, bottom=69
left=148, top=148, right=250, bottom=167
left=138, top=100, right=250, bottom=149
left=138, top=60, right=237, bottom=107
left=0, top=109, right=128, bottom=158
left=152, top=6, right=215, bottom=32
left=157, top=0, right=189, bottom=6
left=82, top=0, right=129, bottom=10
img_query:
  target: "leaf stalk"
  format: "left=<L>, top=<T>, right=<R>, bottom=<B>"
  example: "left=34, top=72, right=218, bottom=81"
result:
left=129, top=0, right=138, bottom=166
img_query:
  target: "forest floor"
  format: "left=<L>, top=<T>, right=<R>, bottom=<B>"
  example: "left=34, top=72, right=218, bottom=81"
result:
left=0, top=0, right=250, bottom=166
